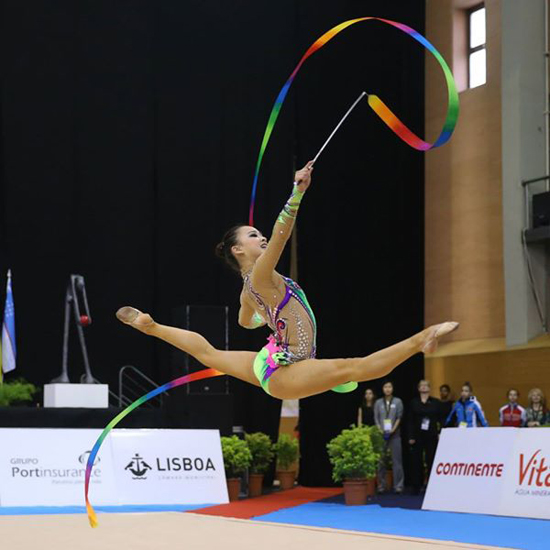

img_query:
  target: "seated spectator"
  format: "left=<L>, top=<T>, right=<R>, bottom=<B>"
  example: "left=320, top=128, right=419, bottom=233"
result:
left=445, top=382, right=488, bottom=428
left=439, top=384, right=453, bottom=422
left=357, top=387, right=376, bottom=427
left=526, top=388, right=548, bottom=427
left=499, top=389, right=526, bottom=427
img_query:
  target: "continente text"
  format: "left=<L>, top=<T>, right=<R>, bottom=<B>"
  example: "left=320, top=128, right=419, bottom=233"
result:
left=435, top=462, right=504, bottom=477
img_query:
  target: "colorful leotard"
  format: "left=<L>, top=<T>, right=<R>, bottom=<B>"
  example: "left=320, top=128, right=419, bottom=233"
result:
left=244, top=272, right=357, bottom=395
left=244, top=273, right=317, bottom=361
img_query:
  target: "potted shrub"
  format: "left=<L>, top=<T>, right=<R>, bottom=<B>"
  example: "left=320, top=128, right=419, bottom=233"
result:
left=0, top=379, right=37, bottom=407
left=364, top=425, right=385, bottom=490
left=220, top=436, right=252, bottom=501
left=327, top=425, right=380, bottom=505
left=245, top=432, right=274, bottom=497
left=273, top=433, right=299, bottom=490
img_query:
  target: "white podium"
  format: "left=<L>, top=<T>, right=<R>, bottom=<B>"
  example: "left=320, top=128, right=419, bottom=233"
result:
left=43, top=383, right=109, bottom=408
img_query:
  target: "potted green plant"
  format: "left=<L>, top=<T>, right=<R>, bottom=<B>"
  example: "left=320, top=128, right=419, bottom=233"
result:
left=220, top=436, right=252, bottom=501
left=273, top=433, right=299, bottom=490
left=245, top=432, right=274, bottom=497
left=0, top=378, right=37, bottom=407
left=364, top=425, right=385, bottom=490
left=327, top=425, right=380, bottom=505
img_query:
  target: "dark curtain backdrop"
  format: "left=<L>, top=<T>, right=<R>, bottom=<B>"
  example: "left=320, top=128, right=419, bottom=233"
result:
left=0, top=0, right=424, bottom=485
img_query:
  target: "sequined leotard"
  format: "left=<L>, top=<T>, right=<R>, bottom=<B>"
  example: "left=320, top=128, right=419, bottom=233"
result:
left=244, top=272, right=317, bottom=363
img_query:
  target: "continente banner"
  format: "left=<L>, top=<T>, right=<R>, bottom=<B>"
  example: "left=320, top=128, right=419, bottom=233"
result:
left=423, top=427, right=550, bottom=519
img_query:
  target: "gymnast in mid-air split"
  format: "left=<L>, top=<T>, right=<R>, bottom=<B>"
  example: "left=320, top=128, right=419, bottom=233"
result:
left=116, top=161, right=458, bottom=400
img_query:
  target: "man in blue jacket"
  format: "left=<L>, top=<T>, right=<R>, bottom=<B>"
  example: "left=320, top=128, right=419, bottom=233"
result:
left=445, top=382, right=488, bottom=427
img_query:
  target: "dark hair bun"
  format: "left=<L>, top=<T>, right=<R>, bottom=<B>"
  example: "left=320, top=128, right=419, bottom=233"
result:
left=215, top=241, right=225, bottom=258
left=215, top=224, right=246, bottom=273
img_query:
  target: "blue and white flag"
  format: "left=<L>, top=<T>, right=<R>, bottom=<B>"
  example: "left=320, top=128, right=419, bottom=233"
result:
left=2, top=270, right=16, bottom=374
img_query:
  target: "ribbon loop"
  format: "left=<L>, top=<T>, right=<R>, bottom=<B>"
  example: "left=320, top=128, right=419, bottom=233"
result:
left=249, top=17, right=459, bottom=226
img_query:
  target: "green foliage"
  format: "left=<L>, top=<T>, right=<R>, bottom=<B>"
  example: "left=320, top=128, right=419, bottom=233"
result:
left=273, top=433, right=299, bottom=471
left=220, top=436, right=252, bottom=478
left=364, top=425, right=385, bottom=457
left=0, top=379, right=37, bottom=407
left=245, top=432, right=274, bottom=474
left=326, top=425, right=380, bottom=483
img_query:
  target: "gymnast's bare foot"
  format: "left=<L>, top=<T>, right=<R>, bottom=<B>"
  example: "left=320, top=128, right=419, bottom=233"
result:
left=420, top=322, right=459, bottom=354
left=116, top=306, right=156, bottom=335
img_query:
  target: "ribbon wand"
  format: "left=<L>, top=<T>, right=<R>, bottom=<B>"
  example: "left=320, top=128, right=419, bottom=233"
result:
left=311, top=91, right=368, bottom=166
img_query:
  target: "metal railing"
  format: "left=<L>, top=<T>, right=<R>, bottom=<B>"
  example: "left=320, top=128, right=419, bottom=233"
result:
left=118, top=365, right=164, bottom=408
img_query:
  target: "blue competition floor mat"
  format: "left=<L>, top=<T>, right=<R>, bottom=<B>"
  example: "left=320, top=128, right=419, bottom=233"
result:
left=253, top=502, right=550, bottom=550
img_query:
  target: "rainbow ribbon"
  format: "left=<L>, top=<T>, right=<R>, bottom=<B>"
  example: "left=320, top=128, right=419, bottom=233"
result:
left=85, top=367, right=224, bottom=527
left=249, top=17, right=459, bottom=226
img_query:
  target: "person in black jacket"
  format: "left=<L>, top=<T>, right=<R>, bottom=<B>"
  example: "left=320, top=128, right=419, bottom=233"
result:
left=439, top=384, right=453, bottom=422
left=408, top=379, right=441, bottom=495
left=357, top=387, right=376, bottom=426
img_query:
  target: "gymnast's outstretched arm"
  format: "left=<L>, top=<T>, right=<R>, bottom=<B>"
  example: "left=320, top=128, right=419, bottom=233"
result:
left=251, top=161, right=313, bottom=287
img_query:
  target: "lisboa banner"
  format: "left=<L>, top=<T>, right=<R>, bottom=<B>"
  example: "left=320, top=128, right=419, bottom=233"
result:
left=0, top=428, right=228, bottom=507
left=111, top=429, right=227, bottom=505
left=423, top=427, right=550, bottom=520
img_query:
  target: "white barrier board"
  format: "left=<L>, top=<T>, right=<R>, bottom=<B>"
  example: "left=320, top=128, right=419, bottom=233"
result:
left=110, top=429, right=228, bottom=505
left=0, top=429, right=117, bottom=506
left=500, top=428, right=550, bottom=519
left=0, top=428, right=228, bottom=507
left=423, top=427, right=550, bottom=519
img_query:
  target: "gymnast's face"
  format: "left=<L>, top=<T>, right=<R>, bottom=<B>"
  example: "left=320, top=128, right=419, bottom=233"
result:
left=232, top=226, right=267, bottom=265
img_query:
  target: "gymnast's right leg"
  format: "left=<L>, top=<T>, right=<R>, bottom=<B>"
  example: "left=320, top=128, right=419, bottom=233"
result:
left=116, top=306, right=260, bottom=387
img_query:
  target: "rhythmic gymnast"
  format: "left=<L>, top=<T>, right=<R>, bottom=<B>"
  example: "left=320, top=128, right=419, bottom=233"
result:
left=116, top=161, right=458, bottom=400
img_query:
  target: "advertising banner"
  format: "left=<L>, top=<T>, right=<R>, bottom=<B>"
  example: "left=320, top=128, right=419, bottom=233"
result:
left=0, top=428, right=116, bottom=506
left=499, top=428, right=550, bottom=519
left=110, top=429, right=228, bottom=505
left=423, top=427, right=550, bottom=519
left=0, top=428, right=228, bottom=507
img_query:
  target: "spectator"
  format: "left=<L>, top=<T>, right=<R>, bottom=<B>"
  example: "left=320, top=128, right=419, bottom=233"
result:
left=374, top=380, right=404, bottom=493
left=499, top=389, right=526, bottom=427
left=445, top=382, right=488, bottom=427
left=357, top=388, right=376, bottom=427
left=439, top=384, right=453, bottom=422
left=526, top=388, right=548, bottom=427
left=408, top=380, right=440, bottom=495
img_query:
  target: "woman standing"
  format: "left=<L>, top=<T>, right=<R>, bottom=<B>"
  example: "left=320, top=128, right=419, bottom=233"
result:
left=526, top=388, right=548, bottom=427
left=408, top=380, right=441, bottom=494
left=445, top=383, right=488, bottom=428
left=358, top=388, right=376, bottom=427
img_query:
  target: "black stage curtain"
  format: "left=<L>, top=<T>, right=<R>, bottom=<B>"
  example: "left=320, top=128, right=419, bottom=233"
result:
left=0, top=1, right=424, bottom=485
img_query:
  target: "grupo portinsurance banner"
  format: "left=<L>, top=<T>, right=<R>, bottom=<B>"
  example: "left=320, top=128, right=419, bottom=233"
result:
left=0, top=428, right=228, bottom=507
left=110, top=429, right=228, bottom=505
left=423, top=427, right=550, bottom=519
left=0, top=428, right=117, bottom=506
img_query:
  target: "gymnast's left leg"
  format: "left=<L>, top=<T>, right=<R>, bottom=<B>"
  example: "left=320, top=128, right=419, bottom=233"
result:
left=116, top=307, right=261, bottom=387
left=267, top=322, right=458, bottom=399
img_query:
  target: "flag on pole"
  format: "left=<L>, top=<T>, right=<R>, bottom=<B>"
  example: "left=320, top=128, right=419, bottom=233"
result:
left=2, top=270, right=16, bottom=375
